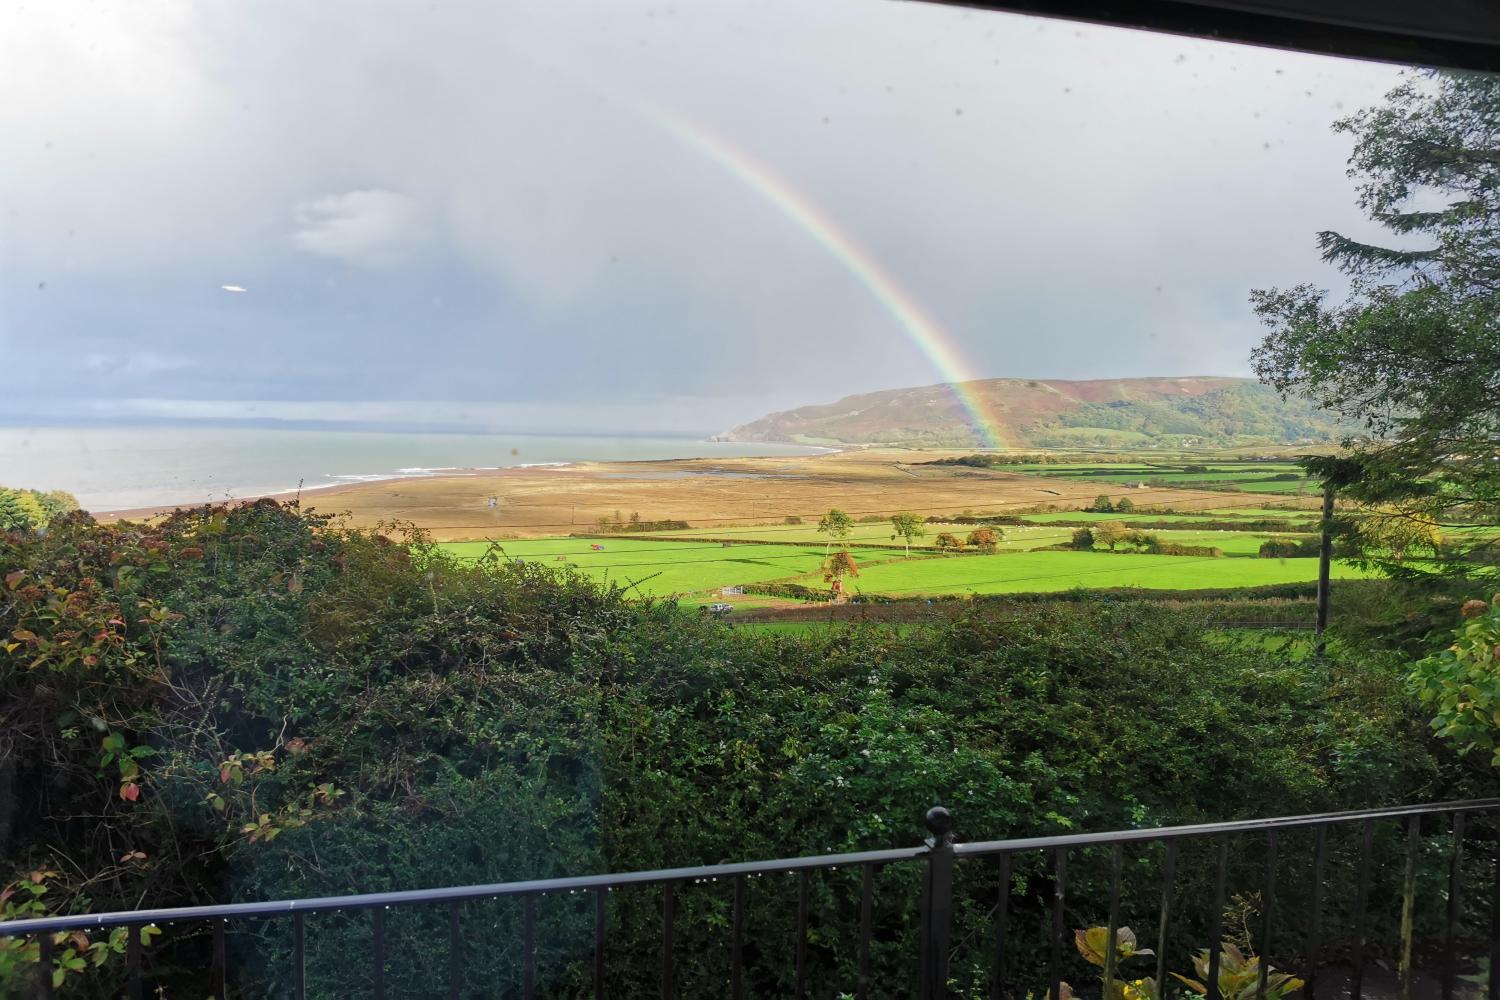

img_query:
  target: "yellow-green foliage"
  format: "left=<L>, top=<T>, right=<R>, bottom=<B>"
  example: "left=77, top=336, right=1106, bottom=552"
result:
left=1410, top=594, right=1500, bottom=763
left=0, top=487, right=79, bottom=533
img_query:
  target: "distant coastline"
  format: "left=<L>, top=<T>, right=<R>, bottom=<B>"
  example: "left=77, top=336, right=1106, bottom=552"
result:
left=0, top=425, right=827, bottom=513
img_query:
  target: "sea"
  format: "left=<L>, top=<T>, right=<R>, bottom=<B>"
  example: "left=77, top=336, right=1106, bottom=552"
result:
left=0, top=425, right=823, bottom=512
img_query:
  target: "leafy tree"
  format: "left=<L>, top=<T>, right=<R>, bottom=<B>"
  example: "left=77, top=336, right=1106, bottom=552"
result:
left=1092, top=495, right=1114, bottom=513
left=934, top=532, right=963, bottom=551
left=1070, top=527, right=1095, bottom=550
left=1115, top=496, right=1135, bottom=513
left=1251, top=70, right=1500, bottom=574
left=890, top=513, right=925, bottom=557
left=822, top=549, right=859, bottom=596
left=817, top=508, right=853, bottom=555
left=0, top=489, right=45, bottom=533
left=965, top=528, right=1000, bottom=554
left=1352, top=511, right=1444, bottom=562
left=36, top=490, right=79, bottom=523
left=1093, top=520, right=1130, bottom=552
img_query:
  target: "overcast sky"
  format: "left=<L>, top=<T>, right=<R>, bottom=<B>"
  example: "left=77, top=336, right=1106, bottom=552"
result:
left=0, top=0, right=1405, bottom=435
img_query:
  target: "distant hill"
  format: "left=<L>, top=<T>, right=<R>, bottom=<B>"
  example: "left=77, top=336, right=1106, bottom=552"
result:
left=722, top=377, right=1353, bottom=449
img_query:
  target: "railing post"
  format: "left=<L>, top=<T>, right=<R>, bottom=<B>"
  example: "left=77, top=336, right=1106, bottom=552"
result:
left=919, top=806, right=955, bottom=1000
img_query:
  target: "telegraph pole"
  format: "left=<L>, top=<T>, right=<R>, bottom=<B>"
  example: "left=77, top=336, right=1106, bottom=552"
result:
left=1314, top=479, right=1335, bottom=655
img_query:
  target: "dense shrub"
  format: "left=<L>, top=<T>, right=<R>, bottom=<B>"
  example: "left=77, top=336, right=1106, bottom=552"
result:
left=1144, top=541, right=1224, bottom=557
left=1, top=503, right=1491, bottom=997
left=1259, top=537, right=1321, bottom=558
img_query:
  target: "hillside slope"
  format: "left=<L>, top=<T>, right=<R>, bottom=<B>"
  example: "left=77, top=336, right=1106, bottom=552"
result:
left=723, top=377, right=1351, bottom=448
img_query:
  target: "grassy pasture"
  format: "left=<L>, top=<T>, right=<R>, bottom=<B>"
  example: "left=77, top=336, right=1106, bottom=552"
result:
left=1015, top=510, right=1319, bottom=525
left=1005, top=461, right=1316, bottom=494
left=632, top=521, right=1077, bottom=550
left=1090, top=528, right=1318, bottom=556
left=438, top=536, right=911, bottom=596
left=626, top=521, right=1317, bottom=558
left=787, top=550, right=1374, bottom=597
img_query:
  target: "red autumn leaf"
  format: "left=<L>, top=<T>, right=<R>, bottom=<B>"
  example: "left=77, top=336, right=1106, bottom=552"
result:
left=119, top=782, right=140, bottom=802
left=3, top=570, right=23, bottom=589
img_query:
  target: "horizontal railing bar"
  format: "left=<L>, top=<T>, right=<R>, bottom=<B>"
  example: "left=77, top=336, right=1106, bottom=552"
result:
left=955, top=798, right=1500, bottom=858
left=0, top=846, right=928, bottom=935
left=5, top=798, right=1495, bottom=937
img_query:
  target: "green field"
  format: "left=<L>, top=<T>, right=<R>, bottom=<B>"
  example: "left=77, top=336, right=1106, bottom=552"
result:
left=1016, top=510, right=1319, bottom=526
left=439, top=537, right=911, bottom=596
left=785, top=550, right=1373, bottom=597
left=633, top=520, right=1318, bottom=557
left=438, top=523, right=1355, bottom=601
left=633, top=521, right=1077, bottom=550
left=1098, top=528, right=1318, bottom=556
left=1006, top=461, right=1316, bottom=494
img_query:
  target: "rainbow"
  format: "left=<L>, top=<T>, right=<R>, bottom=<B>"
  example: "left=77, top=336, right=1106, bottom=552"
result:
left=637, top=102, right=1003, bottom=449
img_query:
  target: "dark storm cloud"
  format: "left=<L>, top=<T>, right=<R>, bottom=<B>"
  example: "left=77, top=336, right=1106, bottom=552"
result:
left=0, top=0, right=1403, bottom=433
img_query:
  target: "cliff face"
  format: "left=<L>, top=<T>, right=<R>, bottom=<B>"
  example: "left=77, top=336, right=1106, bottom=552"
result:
left=723, top=377, right=1350, bottom=448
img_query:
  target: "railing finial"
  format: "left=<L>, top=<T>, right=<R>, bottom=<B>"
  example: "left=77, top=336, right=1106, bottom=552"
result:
left=925, top=805, right=954, bottom=845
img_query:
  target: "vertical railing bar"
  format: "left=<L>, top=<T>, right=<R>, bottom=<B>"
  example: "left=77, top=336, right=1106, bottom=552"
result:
left=858, top=865, right=873, bottom=1000
left=732, top=876, right=746, bottom=1000
left=37, top=930, right=55, bottom=1000
left=1304, top=825, right=1326, bottom=1000
left=126, top=921, right=142, bottom=1000
left=594, top=888, right=607, bottom=1000
left=293, top=912, right=306, bottom=1000
left=1155, top=840, right=1177, bottom=997
left=796, top=870, right=810, bottom=999
left=524, top=895, right=537, bottom=1000
left=1050, top=847, right=1067, bottom=1000
left=1206, top=838, right=1228, bottom=1000
left=1443, top=812, right=1464, bottom=1000
left=213, top=918, right=227, bottom=1000
left=992, top=852, right=1011, bottom=1000
left=1489, top=814, right=1500, bottom=1000
left=1103, top=844, right=1122, bottom=994
left=920, top=809, right=956, bottom=1000
left=1351, top=818, right=1375, bottom=1000
left=1399, top=815, right=1420, bottom=1000
left=1257, top=830, right=1277, bottom=1000
left=372, top=908, right=386, bottom=1000
left=661, top=882, right=675, bottom=1000
left=448, top=901, right=462, bottom=1000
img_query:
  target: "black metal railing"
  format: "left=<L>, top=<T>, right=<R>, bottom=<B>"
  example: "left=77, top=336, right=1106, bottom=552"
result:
left=3, top=798, right=1499, bottom=999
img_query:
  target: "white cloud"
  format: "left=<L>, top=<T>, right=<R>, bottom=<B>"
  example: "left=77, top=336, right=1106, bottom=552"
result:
left=0, top=0, right=1409, bottom=418
left=80, top=353, right=197, bottom=378
left=291, top=189, right=430, bottom=268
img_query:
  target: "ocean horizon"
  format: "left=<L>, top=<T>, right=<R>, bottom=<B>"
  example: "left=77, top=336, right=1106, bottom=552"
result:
left=0, top=424, right=824, bottom=512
